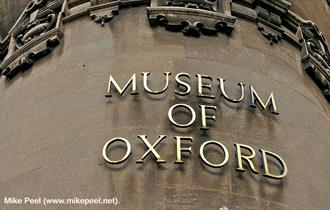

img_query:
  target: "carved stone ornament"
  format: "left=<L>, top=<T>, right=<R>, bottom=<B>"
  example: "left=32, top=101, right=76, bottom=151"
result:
left=147, top=0, right=236, bottom=37
left=255, top=5, right=283, bottom=45
left=257, top=22, right=282, bottom=45
left=0, top=0, right=329, bottom=102
left=299, top=23, right=330, bottom=101
left=0, top=0, right=65, bottom=79
left=89, top=0, right=119, bottom=26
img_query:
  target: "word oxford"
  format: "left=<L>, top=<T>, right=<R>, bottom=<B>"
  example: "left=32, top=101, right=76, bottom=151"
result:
left=102, top=135, right=288, bottom=180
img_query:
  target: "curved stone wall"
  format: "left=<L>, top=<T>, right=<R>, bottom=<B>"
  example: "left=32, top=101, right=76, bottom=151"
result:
left=1, top=0, right=329, bottom=101
left=0, top=0, right=329, bottom=209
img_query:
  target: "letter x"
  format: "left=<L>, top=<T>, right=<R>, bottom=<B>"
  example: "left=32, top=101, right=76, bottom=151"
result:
left=136, top=135, right=166, bottom=163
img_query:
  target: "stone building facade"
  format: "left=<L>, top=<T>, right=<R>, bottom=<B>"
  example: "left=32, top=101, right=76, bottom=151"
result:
left=0, top=0, right=329, bottom=209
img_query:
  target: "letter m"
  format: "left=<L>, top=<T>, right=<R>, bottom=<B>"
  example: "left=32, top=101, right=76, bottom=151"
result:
left=4, top=197, right=13, bottom=204
left=249, top=85, right=279, bottom=114
left=105, top=74, right=138, bottom=97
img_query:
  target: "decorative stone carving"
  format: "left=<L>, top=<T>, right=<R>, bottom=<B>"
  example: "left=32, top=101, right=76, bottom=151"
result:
left=89, top=0, right=119, bottom=26
left=257, top=22, right=282, bottom=45
left=147, top=0, right=236, bottom=37
left=254, top=4, right=284, bottom=44
left=299, top=23, right=330, bottom=101
left=0, top=0, right=65, bottom=79
left=164, top=0, right=215, bottom=12
left=231, top=0, right=329, bottom=101
left=0, top=0, right=329, bottom=102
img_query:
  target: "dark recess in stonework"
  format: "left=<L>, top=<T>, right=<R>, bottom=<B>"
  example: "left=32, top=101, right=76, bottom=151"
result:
left=0, top=0, right=329, bottom=102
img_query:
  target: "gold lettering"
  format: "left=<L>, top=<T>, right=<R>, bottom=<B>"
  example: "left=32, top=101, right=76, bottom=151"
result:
left=136, top=135, right=166, bottom=163
left=196, top=74, right=215, bottom=99
left=200, top=141, right=229, bottom=168
left=102, top=138, right=131, bottom=164
left=235, top=143, right=259, bottom=174
left=249, top=85, right=279, bottom=114
left=105, top=74, right=138, bottom=97
left=260, top=149, right=288, bottom=179
left=218, top=77, right=245, bottom=103
left=142, top=72, right=172, bottom=94
left=174, top=136, right=193, bottom=164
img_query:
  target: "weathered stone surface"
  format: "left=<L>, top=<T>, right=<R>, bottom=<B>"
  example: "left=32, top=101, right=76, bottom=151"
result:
left=0, top=2, right=329, bottom=210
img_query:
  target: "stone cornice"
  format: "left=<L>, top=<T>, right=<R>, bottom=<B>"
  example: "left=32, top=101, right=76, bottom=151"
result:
left=0, top=0, right=329, bottom=102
